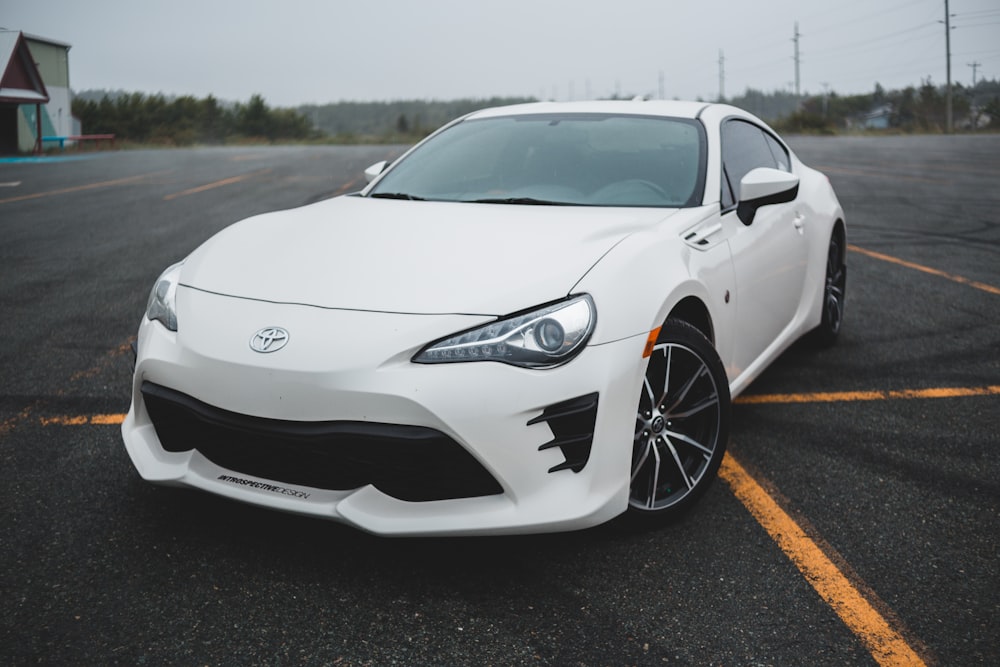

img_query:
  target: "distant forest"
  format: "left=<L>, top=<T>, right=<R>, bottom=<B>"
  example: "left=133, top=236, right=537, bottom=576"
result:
left=72, top=92, right=316, bottom=145
left=751, top=78, right=1000, bottom=134
left=70, top=79, right=999, bottom=147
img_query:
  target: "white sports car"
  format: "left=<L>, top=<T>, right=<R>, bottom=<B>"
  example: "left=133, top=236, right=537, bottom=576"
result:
left=122, top=100, right=846, bottom=535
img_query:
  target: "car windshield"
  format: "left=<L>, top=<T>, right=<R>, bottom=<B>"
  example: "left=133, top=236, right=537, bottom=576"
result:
left=369, top=113, right=707, bottom=208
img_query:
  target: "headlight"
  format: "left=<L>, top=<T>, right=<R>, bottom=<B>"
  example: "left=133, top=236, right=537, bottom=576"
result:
left=414, top=295, right=596, bottom=369
left=145, top=262, right=183, bottom=332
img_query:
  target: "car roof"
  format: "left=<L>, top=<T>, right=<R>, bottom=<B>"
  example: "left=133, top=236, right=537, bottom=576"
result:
left=465, top=99, right=718, bottom=121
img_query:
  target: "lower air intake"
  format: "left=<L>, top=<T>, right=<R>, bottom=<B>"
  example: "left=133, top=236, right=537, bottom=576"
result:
left=141, top=382, right=503, bottom=502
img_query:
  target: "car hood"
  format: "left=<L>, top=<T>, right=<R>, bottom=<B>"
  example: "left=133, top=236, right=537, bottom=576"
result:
left=180, top=195, right=677, bottom=315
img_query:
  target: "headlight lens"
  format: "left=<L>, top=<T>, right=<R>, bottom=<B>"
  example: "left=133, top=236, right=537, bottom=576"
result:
left=145, top=262, right=183, bottom=331
left=414, top=295, right=596, bottom=369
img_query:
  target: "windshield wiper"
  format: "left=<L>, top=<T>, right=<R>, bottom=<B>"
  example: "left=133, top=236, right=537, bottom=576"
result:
left=465, top=197, right=576, bottom=206
left=370, top=192, right=426, bottom=201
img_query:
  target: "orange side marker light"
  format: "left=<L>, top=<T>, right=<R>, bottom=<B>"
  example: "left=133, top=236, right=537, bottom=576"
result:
left=643, top=327, right=662, bottom=358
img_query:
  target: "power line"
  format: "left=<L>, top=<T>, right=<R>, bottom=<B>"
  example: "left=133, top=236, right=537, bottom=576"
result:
left=802, top=0, right=930, bottom=37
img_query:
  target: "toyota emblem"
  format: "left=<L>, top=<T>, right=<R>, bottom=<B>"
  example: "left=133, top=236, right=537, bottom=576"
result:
left=250, top=327, right=290, bottom=353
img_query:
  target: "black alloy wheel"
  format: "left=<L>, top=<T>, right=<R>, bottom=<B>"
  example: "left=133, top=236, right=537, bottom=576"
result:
left=627, top=318, right=731, bottom=522
left=812, top=230, right=847, bottom=347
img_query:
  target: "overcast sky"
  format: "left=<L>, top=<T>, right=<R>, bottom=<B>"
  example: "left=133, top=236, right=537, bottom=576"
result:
left=4, top=0, right=999, bottom=106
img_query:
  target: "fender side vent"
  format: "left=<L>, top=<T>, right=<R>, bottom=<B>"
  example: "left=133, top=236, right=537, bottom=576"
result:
left=528, top=392, right=599, bottom=473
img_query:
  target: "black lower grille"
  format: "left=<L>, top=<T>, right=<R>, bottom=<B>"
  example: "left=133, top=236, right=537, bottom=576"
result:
left=529, top=393, right=599, bottom=473
left=141, top=382, right=503, bottom=502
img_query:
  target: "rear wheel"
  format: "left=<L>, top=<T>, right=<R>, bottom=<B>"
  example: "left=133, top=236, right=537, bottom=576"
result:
left=627, top=319, right=731, bottom=522
left=811, top=230, right=847, bottom=347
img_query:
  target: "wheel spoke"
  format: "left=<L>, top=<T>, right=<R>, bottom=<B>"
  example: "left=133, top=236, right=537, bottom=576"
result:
left=666, top=362, right=708, bottom=414
left=662, top=345, right=673, bottom=400
left=630, top=439, right=652, bottom=484
left=642, top=375, right=656, bottom=405
left=664, top=429, right=714, bottom=457
left=663, top=438, right=695, bottom=490
left=646, top=442, right=662, bottom=508
left=668, top=393, right=718, bottom=420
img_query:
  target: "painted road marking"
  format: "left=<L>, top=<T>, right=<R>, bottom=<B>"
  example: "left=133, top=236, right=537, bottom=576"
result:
left=40, top=414, right=126, bottom=426
left=0, top=337, right=135, bottom=438
left=162, top=168, right=272, bottom=200
left=720, top=454, right=927, bottom=667
left=0, top=170, right=172, bottom=205
left=736, top=385, right=1000, bottom=405
left=849, top=245, right=1000, bottom=296
left=334, top=178, right=360, bottom=195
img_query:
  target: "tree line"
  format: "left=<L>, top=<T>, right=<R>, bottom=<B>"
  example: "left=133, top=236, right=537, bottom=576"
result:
left=298, top=97, right=535, bottom=141
left=70, top=81, right=997, bottom=148
left=71, top=92, right=316, bottom=144
left=71, top=91, right=535, bottom=145
left=762, top=78, right=1000, bottom=134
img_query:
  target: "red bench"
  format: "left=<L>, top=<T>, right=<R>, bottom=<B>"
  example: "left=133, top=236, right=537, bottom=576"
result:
left=42, top=134, right=117, bottom=150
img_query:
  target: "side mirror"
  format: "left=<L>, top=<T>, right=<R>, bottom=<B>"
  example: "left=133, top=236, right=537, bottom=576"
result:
left=736, top=167, right=799, bottom=225
left=363, top=160, right=390, bottom=183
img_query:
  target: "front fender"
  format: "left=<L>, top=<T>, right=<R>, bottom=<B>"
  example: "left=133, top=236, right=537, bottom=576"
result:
left=573, top=221, right=737, bottom=374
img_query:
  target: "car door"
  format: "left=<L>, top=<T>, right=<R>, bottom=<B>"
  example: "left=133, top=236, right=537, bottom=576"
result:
left=721, top=119, right=809, bottom=377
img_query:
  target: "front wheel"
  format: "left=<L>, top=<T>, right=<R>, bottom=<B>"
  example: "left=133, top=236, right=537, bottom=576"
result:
left=627, top=319, right=731, bottom=523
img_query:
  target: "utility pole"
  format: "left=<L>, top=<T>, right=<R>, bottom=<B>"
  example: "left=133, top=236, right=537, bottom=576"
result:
left=659, top=70, right=665, bottom=100
left=793, top=22, right=801, bottom=98
left=718, top=50, right=725, bottom=102
left=945, top=0, right=952, bottom=133
left=968, top=61, right=982, bottom=130
left=968, top=61, right=981, bottom=87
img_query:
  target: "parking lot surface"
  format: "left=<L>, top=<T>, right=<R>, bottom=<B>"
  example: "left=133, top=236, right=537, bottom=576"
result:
left=2, top=135, right=998, bottom=665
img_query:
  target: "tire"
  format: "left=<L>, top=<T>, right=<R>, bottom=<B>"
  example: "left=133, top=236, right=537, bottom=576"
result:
left=811, top=229, right=847, bottom=348
left=626, top=318, right=731, bottom=523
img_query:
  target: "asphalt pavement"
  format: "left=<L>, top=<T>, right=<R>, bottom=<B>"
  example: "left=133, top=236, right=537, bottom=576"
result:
left=1, top=135, right=998, bottom=666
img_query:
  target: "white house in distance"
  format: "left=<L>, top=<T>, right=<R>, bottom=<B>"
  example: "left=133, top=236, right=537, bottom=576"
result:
left=0, top=30, right=75, bottom=154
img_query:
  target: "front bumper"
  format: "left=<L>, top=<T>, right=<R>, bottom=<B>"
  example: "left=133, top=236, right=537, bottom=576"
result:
left=122, top=288, right=648, bottom=535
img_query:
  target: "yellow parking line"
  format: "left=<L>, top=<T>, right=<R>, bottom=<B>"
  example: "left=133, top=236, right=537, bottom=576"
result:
left=163, top=168, right=272, bottom=201
left=0, top=170, right=172, bottom=205
left=719, top=454, right=927, bottom=666
left=849, top=245, right=1000, bottom=296
left=334, top=178, right=361, bottom=195
left=736, top=385, right=1000, bottom=405
left=39, top=414, right=126, bottom=426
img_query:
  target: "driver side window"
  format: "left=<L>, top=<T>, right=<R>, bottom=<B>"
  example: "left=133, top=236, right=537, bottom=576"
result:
left=720, top=119, right=783, bottom=210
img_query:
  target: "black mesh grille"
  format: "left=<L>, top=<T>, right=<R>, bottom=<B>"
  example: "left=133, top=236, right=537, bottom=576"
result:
left=528, top=392, right=599, bottom=473
left=141, top=382, right=503, bottom=502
